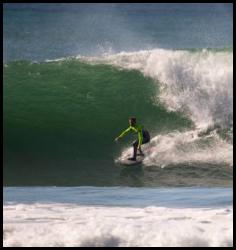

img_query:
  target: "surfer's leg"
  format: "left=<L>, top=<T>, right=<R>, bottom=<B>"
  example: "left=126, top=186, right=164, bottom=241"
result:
left=137, top=137, right=149, bottom=156
left=138, top=148, right=144, bottom=156
left=130, top=140, right=138, bottom=160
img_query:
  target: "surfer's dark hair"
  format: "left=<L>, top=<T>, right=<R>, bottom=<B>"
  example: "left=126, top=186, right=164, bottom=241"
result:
left=129, top=117, right=136, bottom=123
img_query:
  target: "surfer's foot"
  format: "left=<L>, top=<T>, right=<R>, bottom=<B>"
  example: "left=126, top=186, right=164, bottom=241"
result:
left=128, top=157, right=136, bottom=161
left=137, top=153, right=145, bottom=156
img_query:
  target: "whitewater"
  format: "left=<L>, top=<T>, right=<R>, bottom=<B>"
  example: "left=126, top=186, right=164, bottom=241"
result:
left=3, top=187, right=233, bottom=247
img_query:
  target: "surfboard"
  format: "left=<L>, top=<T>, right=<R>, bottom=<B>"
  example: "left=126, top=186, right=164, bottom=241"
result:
left=119, top=155, right=144, bottom=166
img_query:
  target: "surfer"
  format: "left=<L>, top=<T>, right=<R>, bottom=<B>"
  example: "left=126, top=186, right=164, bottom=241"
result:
left=115, top=117, right=150, bottom=161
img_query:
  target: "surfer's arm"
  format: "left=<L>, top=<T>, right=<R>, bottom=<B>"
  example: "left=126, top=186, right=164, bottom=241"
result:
left=137, top=130, right=143, bottom=149
left=116, top=127, right=131, bottom=140
left=130, top=126, right=143, bottom=148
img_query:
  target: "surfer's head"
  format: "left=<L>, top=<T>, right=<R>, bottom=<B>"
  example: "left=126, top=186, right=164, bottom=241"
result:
left=129, top=117, right=136, bottom=126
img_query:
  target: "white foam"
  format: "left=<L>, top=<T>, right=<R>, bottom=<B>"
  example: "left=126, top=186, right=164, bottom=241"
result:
left=3, top=203, right=232, bottom=247
left=117, top=129, right=233, bottom=167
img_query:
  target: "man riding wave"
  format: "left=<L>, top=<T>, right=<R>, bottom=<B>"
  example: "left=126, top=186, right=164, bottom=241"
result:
left=115, top=117, right=150, bottom=161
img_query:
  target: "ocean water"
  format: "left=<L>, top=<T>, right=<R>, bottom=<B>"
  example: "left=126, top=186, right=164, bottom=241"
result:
left=3, top=3, right=233, bottom=247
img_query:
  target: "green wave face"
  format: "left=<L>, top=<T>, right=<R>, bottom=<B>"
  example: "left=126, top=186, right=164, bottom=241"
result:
left=3, top=60, right=192, bottom=185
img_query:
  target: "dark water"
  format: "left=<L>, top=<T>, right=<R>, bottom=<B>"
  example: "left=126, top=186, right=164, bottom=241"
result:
left=3, top=4, right=233, bottom=186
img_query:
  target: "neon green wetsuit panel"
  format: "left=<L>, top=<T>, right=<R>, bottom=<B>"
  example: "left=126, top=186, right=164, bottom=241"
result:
left=117, top=124, right=143, bottom=148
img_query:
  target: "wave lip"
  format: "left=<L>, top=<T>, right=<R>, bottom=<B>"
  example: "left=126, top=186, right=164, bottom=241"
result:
left=79, top=48, right=233, bottom=130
